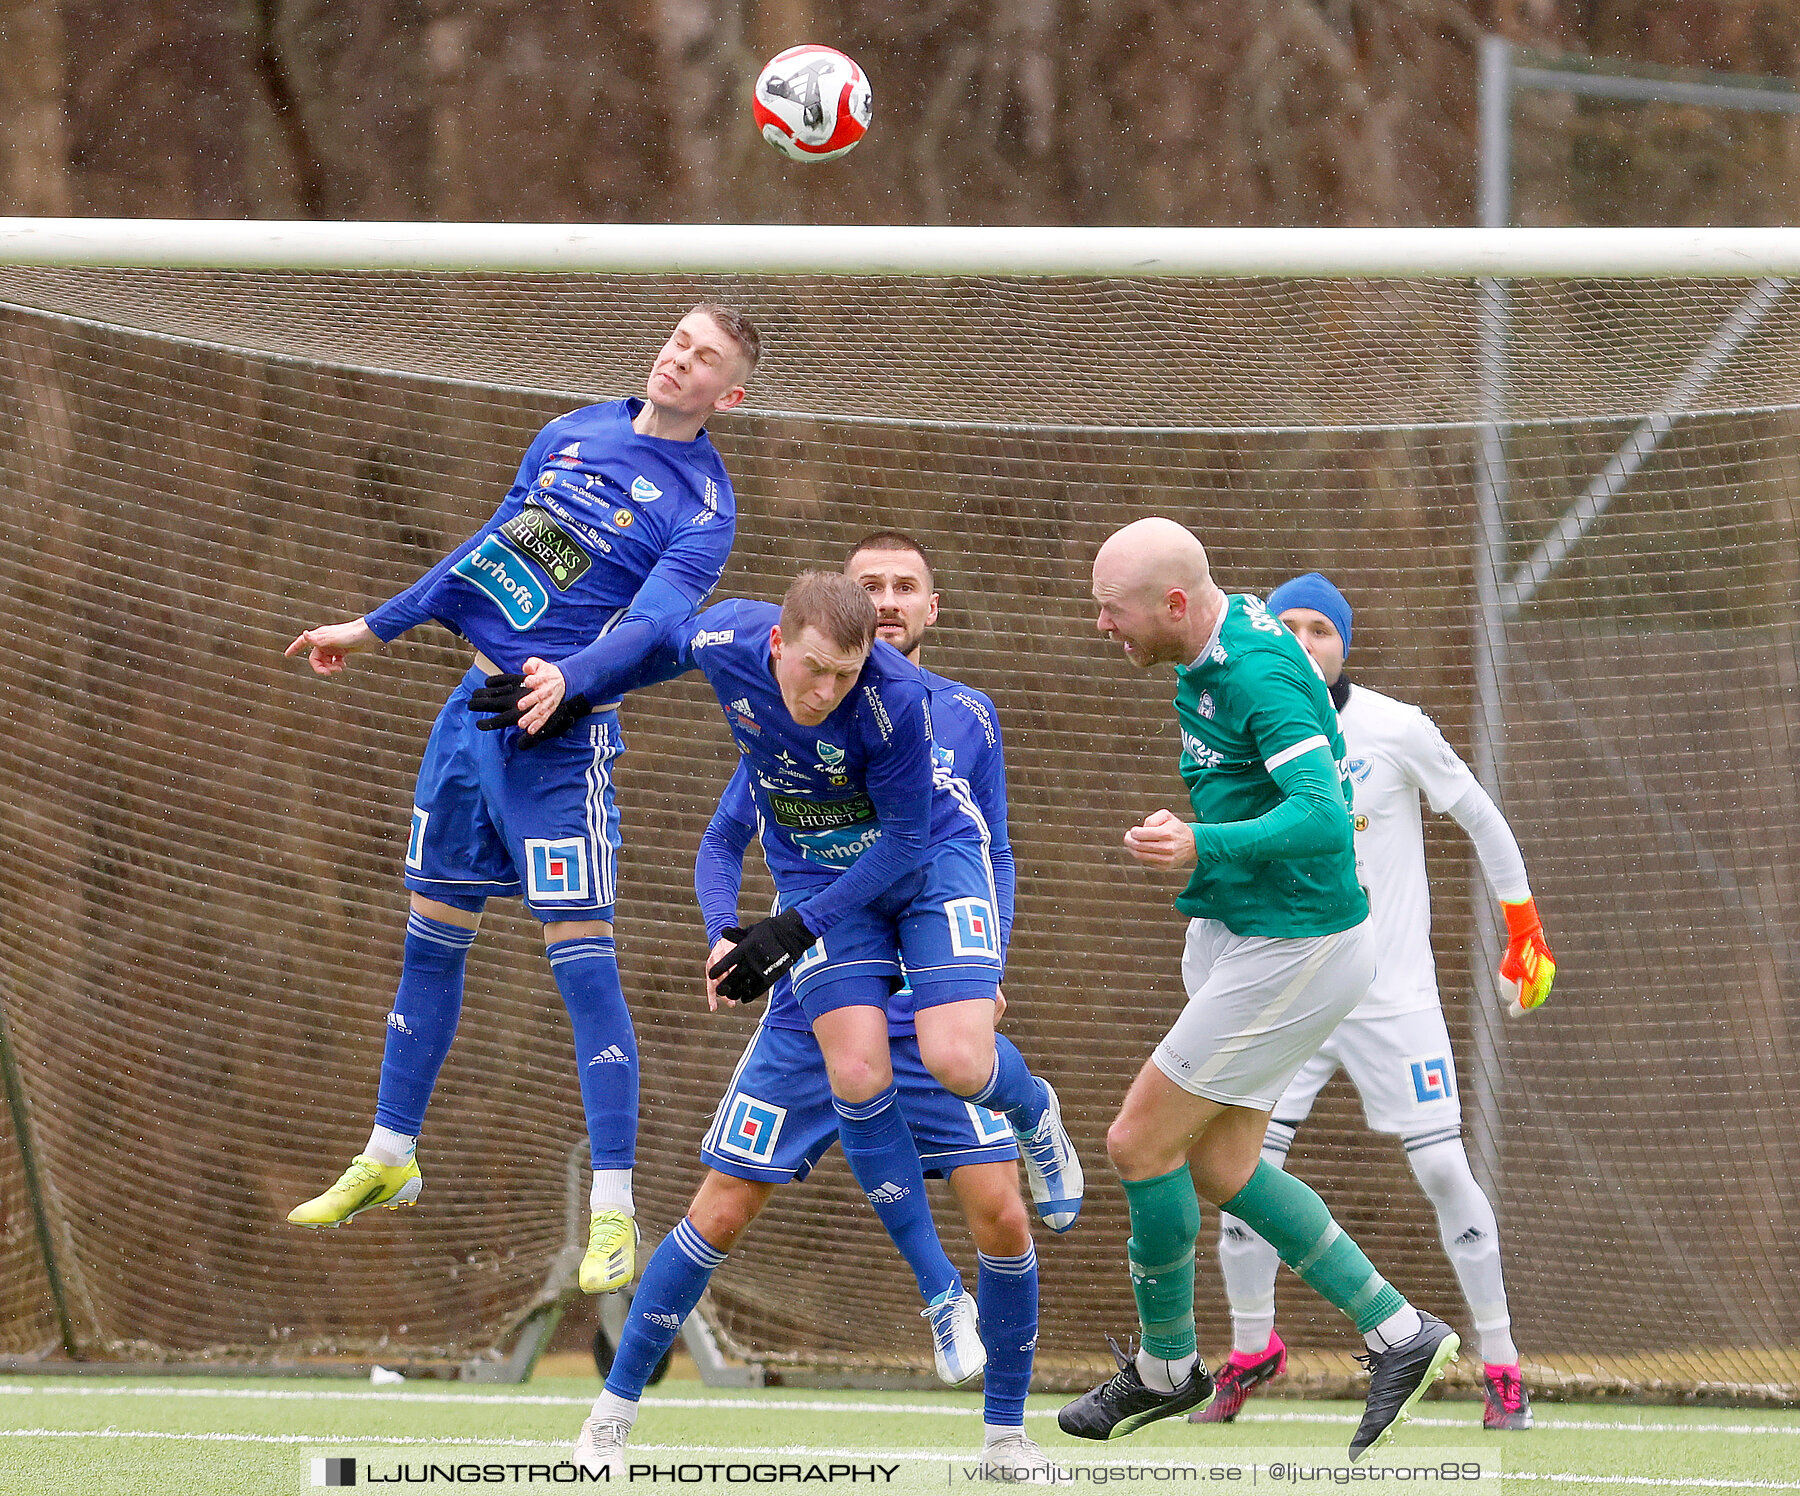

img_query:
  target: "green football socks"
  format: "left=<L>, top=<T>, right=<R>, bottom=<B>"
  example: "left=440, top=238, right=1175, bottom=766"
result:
left=1223, top=1160, right=1406, bottom=1332
left=1123, top=1165, right=1202, bottom=1360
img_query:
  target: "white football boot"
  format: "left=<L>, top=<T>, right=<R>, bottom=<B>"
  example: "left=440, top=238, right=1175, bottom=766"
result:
left=922, top=1285, right=987, bottom=1385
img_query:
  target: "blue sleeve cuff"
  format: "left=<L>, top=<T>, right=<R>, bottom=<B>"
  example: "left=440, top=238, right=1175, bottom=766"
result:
left=694, top=799, right=757, bottom=945
left=990, top=843, right=1017, bottom=955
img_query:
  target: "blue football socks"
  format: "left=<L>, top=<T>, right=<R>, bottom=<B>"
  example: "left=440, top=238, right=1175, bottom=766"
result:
left=833, top=1086, right=959, bottom=1302
left=547, top=935, right=638, bottom=1172
left=603, top=1217, right=723, bottom=1401
left=969, top=1033, right=1047, bottom=1134
left=977, top=1246, right=1039, bottom=1428
left=373, top=912, right=478, bottom=1138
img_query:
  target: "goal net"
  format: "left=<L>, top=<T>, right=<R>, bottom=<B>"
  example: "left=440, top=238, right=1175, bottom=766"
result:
left=0, top=230, right=1795, bottom=1398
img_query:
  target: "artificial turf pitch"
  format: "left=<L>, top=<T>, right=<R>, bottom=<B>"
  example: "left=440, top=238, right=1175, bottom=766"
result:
left=5, top=1374, right=1798, bottom=1495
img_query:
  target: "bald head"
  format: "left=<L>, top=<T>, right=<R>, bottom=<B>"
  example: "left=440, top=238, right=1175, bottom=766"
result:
left=1094, top=517, right=1213, bottom=601
left=1091, top=517, right=1226, bottom=669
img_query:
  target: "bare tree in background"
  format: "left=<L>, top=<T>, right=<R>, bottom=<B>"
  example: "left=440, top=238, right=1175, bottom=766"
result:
left=1, top=2, right=1797, bottom=224
left=0, top=2, right=68, bottom=215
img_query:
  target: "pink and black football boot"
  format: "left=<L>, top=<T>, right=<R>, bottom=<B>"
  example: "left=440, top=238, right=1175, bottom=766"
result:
left=1481, top=1363, right=1533, bottom=1430
left=1190, top=1330, right=1288, bottom=1423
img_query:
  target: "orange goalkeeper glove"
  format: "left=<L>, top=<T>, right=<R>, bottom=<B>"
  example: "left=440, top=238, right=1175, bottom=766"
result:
left=1498, top=897, right=1555, bottom=1012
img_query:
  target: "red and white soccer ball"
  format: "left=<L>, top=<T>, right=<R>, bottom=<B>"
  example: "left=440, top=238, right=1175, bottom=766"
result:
left=753, top=45, right=872, bottom=163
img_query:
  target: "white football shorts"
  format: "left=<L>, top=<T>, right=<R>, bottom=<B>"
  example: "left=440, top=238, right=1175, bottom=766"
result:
left=1152, top=916, right=1376, bottom=1111
left=1271, top=1003, right=1463, bottom=1137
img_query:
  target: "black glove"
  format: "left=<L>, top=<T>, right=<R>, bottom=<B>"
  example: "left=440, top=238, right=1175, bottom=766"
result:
left=708, top=909, right=817, bottom=1006
left=467, top=672, right=592, bottom=747
left=710, top=926, right=749, bottom=1002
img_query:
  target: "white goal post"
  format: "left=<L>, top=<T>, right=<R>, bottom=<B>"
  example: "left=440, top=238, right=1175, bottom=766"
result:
left=0, top=224, right=1795, bottom=1394
left=0, top=218, right=1798, bottom=278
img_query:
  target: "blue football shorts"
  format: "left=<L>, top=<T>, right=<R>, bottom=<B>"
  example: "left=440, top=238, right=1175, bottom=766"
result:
left=777, top=837, right=1004, bottom=1021
left=403, top=666, right=623, bottom=921
left=701, top=1023, right=1020, bottom=1184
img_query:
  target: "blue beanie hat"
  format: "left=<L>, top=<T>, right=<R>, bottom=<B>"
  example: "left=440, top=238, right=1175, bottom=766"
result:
left=1265, top=572, right=1352, bottom=658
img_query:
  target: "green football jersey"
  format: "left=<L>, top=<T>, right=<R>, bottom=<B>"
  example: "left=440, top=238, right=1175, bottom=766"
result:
left=1171, top=593, right=1368, bottom=937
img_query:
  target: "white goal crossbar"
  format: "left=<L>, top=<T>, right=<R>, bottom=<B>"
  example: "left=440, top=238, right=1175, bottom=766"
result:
left=0, top=219, right=1798, bottom=278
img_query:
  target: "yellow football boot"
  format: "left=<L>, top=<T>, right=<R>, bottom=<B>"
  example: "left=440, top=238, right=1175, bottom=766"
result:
left=287, top=1154, right=422, bottom=1227
left=579, top=1208, right=638, bottom=1294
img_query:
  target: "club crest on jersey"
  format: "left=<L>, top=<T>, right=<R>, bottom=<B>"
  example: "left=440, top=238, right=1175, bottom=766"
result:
left=525, top=838, right=590, bottom=901
left=931, top=743, right=955, bottom=773
left=1347, top=757, right=1373, bottom=782
left=717, top=1091, right=787, bottom=1164
left=1409, top=1056, right=1454, bottom=1105
left=1197, top=691, right=1215, bottom=719
left=945, top=897, right=1000, bottom=960
left=452, top=534, right=547, bottom=629
left=813, top=742, right=849, bottom=784
left=631, top=474, right=663, bottom=503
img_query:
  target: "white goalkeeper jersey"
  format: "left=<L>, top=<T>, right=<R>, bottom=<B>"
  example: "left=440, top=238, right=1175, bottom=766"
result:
left=1339, top=684, right=1525, bottom=1019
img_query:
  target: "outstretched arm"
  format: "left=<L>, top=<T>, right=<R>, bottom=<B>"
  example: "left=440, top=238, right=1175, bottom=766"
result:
left=285, top=617, right=379, bottom=675
left=512, top=569, right=720, bottom=734
left=364, top=425, right=558, bottom=642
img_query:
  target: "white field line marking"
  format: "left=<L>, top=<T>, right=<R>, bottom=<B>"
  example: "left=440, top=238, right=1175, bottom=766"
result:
left=3, top=1430, right=1800, bottom=1489
left=3, top=1382, right=1800, bottom=1440
left=1502, top=1480, right=1800, bottom=1492
left=0, top=1384, right=594, bottom=1408
left=0, top=1431, right=566, bottom=1446
left=1, top=1384, right=1796, bottom=1439
left=1239, top=1411, right=1800, bottom=1437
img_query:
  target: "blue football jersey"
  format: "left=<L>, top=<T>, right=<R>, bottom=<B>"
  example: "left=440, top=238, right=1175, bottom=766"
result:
left=696, top=663, right=1018, bottom=1034
left=651, top=598, right=988, bottom=938
left=363, top=399, right=734, bottom=673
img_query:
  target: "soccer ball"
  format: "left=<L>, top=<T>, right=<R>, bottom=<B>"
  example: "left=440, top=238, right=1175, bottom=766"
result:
left=753, top=45, right=872, bottom=163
